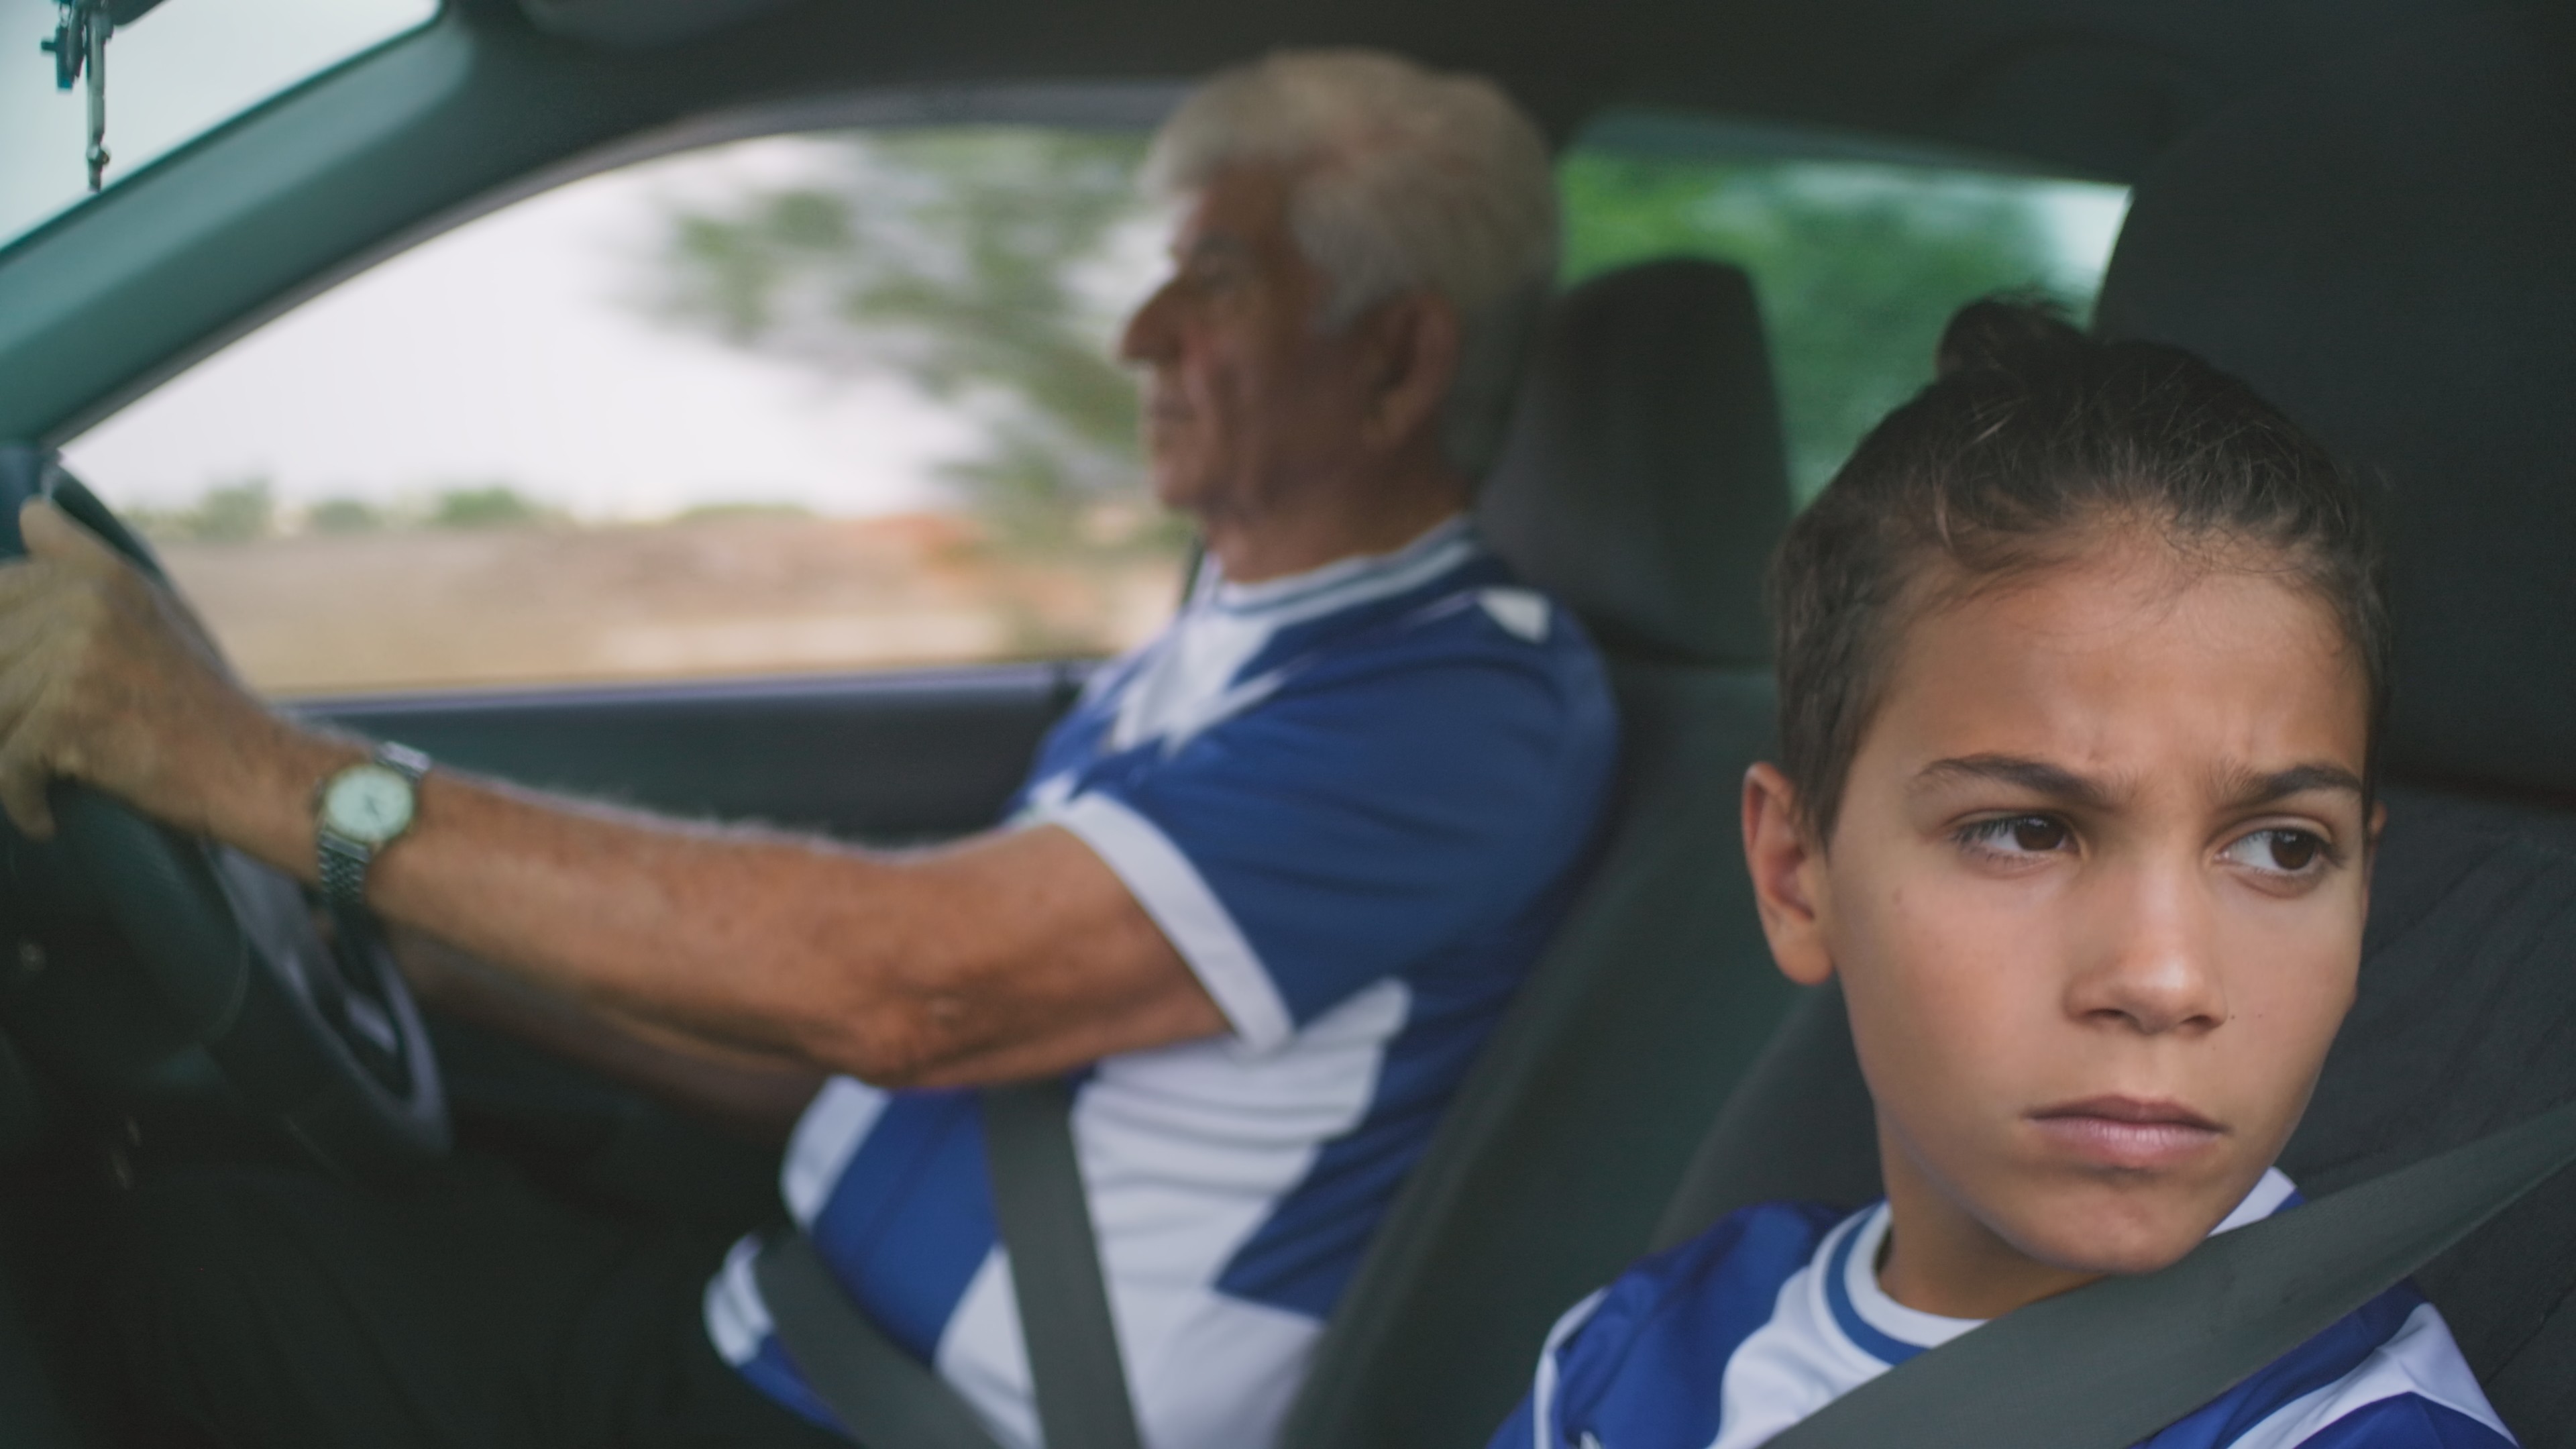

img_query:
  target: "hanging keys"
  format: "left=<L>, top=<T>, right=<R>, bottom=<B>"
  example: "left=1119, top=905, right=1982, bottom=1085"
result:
left=37, top=2, right=112, bottom=192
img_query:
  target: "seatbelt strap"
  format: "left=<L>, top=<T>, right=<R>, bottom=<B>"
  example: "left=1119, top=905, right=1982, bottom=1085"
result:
left=983, top=1077, right=1147, bottom=1449
left=753, top=1232, right=1008, bottom=1449
left=1770, top=1095, right=2576, bottom=1449
left=752, top=1079, right=1146, bottom=1449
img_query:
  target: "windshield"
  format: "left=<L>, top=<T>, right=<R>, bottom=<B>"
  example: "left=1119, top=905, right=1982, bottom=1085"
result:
left=0, top=0, right=436, bottom=250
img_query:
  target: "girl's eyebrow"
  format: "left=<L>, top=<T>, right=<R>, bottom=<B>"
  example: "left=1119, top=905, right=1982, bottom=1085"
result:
left=1909, top=755, right=2366, bottom=812
left=1911, top=754, right=2118, bottom=810
left=2213, top=762, right=2367, bottom=809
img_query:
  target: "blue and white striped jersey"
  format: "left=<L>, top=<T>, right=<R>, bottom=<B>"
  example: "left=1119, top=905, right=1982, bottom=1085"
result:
left=1492, top=1170, right=2515, bottom=1449
left=705, top=518, right=1620, bottom=1449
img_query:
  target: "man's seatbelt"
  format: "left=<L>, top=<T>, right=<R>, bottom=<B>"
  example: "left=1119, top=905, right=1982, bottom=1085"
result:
left=753, top=1078, right=1146, bottom=1449
left=754, top=1233, right=1008, bottom=1449
left=983, top=1077, right=1146, bottom=1449
left=1770, top=1095, right=2576, bottom=1449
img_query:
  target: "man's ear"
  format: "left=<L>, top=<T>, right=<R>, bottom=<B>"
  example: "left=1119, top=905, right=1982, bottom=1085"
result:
left=1743, top=762, right=1835, bottom=987
left=1352, top=292, right=1462, bottom=455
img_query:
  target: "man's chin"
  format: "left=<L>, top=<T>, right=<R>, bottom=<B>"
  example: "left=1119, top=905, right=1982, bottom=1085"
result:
left=1145, top=466, right=1216, bottom=518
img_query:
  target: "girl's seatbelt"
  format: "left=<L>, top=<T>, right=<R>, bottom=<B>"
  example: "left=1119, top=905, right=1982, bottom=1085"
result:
left=1772, top=1096, right=2576, bottom=1449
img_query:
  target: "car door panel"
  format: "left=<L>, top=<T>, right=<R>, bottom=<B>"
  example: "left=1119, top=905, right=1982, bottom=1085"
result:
left=310, top=661, right=1089, bottom=844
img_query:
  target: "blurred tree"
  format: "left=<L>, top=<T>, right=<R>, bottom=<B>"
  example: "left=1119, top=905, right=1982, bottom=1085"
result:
left=643, top=129, right=1154, bottom=541
left=129, top=477, right=276, bottom=543
left=306, top=496, right=386, bottom=534
left=1559, top=154, right=2084, bottom=498
left=193, top=479, right=278, bottom=542
left=429, top=484, right=554, bottom=529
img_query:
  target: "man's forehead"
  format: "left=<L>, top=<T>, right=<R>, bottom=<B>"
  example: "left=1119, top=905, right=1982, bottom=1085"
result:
left=1165, top=164, right=1297, bottom=250
left=1169, top=228, right=1256, bottom=260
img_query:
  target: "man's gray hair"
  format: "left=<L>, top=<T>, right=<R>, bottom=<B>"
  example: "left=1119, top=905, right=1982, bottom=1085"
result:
left=1145, top=50, right=1559, bottom=478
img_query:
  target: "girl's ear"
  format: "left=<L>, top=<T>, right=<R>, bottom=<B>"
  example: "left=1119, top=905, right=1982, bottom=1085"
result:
left=2361, top=797, right=2390, bottom=890
left=1742, top=763, right=1836, bottom=987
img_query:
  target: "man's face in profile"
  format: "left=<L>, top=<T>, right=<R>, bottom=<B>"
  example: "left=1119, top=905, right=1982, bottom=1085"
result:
left=1118, top=164, right=1384, bottom=521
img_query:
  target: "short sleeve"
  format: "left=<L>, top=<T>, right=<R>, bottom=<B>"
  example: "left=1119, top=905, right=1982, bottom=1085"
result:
left=1045, top=637, right=1613, bottom=1051
left=1490, top=1202, right=1846, bottom=1449
left=1486, top=1393, right=1546, bottom=1449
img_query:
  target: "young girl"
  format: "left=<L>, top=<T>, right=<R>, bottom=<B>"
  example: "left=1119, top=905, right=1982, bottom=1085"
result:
left=1489, top=301, right=2513, bottom=1448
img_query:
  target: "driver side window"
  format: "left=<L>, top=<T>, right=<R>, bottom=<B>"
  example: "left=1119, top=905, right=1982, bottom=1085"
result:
left=63, top=125, right=1187, bottom=698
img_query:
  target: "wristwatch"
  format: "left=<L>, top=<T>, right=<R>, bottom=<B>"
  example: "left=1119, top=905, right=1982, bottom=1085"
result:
left=314, top=742, right=432, bottom=912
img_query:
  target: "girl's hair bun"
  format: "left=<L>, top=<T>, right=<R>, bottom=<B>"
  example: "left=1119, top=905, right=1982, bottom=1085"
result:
left=1770, top=288, right=2383, bottom=839
left=1934, top=294, right=2086, bottom=382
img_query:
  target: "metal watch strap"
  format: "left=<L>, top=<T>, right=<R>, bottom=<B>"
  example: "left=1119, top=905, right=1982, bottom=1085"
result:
left=315, top=743, right=429, bottom=912
left=317, top=834, right=372, bottom=909
left=374, top=741, right=432, bottom=784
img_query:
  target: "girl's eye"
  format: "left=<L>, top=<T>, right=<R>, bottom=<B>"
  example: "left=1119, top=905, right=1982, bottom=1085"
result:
left=2221, top=828, right=2332, bottom=876
left=1960, top=814, right=2072, bottom=856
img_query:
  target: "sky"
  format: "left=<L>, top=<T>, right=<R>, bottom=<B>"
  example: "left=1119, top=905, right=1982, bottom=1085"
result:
left=62, top=136, right=985, bottom=519
left=2049, top=189, right=2128, bottom=294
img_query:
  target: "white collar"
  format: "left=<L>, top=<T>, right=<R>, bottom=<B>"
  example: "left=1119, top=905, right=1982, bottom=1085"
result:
left=1831, top=1205, right=1982, bottom=1361
left=1196, top=515, right=1477, bottom=625
left=1831, top=1167, right=2302, bottom=1362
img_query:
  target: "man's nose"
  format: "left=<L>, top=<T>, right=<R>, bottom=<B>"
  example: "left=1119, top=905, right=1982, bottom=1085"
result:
left=1119, top=280, right=1179, bottom=365
left=2066, top=860, right=2229, bottom=1036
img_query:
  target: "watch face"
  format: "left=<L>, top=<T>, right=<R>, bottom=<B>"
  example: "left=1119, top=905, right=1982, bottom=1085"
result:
left=321, top=764, right=417, bottom=846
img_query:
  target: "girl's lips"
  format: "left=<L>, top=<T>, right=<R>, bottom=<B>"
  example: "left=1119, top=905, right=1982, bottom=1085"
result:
left=2028, top=1096, right=2226, bottom=1170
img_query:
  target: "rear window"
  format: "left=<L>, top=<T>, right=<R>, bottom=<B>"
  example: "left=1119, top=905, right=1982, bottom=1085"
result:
left=1560, top=125, right=2129, bottom=498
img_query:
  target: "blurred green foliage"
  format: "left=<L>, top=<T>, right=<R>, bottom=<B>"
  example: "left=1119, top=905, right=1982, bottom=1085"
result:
left=427, top=484, right=556, bottom=529
left=129, top=477, right=276, bottom=543
left=1559, top=153, right=2092, bottom=498
left=137, top=482, right=558, bottom=539
left=644, top=129, right=1153, bottom=541
left=306, top=496, right=386, bottom=534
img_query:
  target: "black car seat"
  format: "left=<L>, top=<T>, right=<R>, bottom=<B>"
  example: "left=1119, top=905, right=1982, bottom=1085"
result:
left=1275, top=259, right=1799, bottom=1449
left=2099, top=12, right=2576, bottom=1438
left=1659, top=10, right=2576, bottom=1442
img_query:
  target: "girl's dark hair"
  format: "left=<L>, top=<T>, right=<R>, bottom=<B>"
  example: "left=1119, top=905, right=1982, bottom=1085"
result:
left=1770, top=297, right=2388, bottom=840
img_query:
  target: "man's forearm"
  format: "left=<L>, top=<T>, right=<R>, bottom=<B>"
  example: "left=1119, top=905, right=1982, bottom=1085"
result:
left=196, top=723, right=944, bottom=1075
left=394, top=932, right=822, bottom=1145
left=186, top=715, right=1213, bottom=1088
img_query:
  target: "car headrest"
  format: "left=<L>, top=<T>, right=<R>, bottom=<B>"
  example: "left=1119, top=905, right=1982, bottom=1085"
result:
left=1478, top=259, right=1790, bottom=667
left=2094, top=10, right=2576, bottom=798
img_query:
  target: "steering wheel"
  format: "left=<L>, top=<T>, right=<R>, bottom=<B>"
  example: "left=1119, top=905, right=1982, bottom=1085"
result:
left=0, top=445, right=446, bottom=1179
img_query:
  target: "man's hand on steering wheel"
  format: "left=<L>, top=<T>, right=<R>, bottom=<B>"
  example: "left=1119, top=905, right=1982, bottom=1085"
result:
left=0, top=497, right=278, bottom=843
left=0, top=487, right=1224, bottom=1104
left=0, top=476, right=450, bottom=1177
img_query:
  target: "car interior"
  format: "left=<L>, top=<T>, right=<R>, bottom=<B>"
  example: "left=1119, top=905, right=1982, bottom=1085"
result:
left=0, top=0, right=2569, bottom=1445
